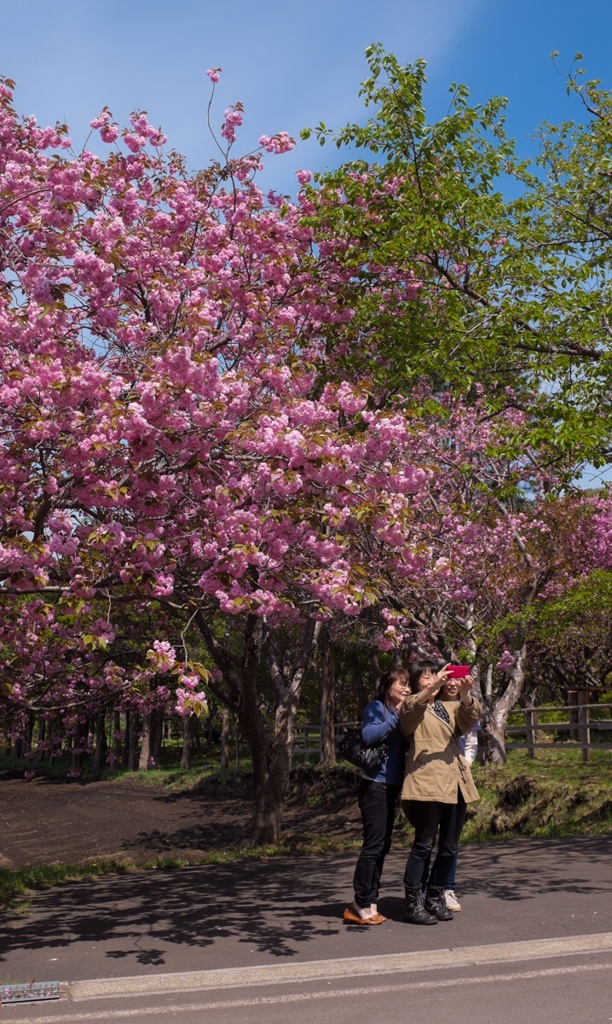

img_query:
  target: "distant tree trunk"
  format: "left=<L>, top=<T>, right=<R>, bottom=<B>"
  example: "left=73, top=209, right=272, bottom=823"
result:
left=138, top=712, right=152, bottom=770
left=179, top=715, right=191, bottom=770
left=319, top=629, right=336, bottom=766
left=70, top=719, right=88, bottom=772
left=123, top=713, right=130, bottom=768
left=11, top=735, right=24, bottom=759
left=351, top=654, right=369, bottom=714
left=205, top=708, right=214, bottom=749
left=45, top=716, right=60, bottom=761
left=113, top=712, right=122, bottom=764
left=152, top=710, right=164, bottom=767
left=35, top=716, right=46, bottom=762
left=126, top=712, right=139, bottom=771
left=368, top=651, right=381, bottom=692
left=13, top=712, right=34, bottom=758
left=220, top=708, right=231, bottom=770
left=180, top=714, right=199, bottom=770
left=193, top=716, right=203, bottom=755
left=92, top=712, right=107, bottom=772
left=519, top=693, right=546, bottom=754
left=24, top=712, right=34, bottom=756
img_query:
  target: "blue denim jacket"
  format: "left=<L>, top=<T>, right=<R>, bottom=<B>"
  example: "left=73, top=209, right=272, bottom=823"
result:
left=360, top=699, right=406, bottom=787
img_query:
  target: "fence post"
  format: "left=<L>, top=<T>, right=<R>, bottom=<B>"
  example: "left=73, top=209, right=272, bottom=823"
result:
left=578, top=690, right=590, bottom=763
left=525, top=708, right=537, bottom=759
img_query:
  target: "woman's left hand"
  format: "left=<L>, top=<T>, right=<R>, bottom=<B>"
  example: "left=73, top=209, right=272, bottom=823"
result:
left=458, top=674, right=474, bottom=704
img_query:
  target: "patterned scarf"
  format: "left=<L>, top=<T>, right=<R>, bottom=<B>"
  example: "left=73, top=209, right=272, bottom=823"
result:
left=432, top=700, right=451, bottom=725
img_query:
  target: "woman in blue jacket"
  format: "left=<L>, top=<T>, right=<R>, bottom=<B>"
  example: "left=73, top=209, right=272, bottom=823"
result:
left=343, top=667, right=410, bottom=926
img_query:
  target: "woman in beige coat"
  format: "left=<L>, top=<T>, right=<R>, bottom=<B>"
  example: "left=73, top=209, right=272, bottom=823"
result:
left=399, top=659, right=481, bottom=925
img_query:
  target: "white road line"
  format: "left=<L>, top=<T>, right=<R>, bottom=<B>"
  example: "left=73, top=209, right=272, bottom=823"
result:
left=5, top=962, right=611, bottom=1024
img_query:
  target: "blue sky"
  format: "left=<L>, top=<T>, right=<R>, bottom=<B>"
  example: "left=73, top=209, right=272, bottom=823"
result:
left=2, top=0, right=612, bottom=196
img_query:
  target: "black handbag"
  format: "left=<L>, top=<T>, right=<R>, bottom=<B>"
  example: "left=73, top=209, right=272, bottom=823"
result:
left=338, top=727, right=388, bottom=770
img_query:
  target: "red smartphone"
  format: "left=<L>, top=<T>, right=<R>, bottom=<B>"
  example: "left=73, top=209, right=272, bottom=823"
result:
left=446, top=665, right=471, bottom=678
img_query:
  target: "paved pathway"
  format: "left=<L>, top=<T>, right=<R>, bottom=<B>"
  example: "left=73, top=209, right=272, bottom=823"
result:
left=1, top=833, right=610, bottom=1007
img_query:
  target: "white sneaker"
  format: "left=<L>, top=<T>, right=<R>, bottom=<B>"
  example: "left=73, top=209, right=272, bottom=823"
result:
left=444, top=889, right=462, bottom=912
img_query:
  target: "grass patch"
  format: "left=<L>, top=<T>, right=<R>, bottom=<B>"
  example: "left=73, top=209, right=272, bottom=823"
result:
left=462, top=748, right=612, bottom=842
left=0, top=835, right=362, bottom=914
left=0, top=755, right=259, bottom=793
left=387, top=748, right=611, bottom=846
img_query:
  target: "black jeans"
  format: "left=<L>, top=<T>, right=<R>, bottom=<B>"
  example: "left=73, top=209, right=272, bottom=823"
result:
left=403, top=792, right=467, bottom=891
left=353, top=778, right=401, bottom=909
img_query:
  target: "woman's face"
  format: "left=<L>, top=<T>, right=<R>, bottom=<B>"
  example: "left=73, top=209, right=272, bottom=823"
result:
left=388, top=676, right=410, bottom=707
left=441, top=678, right=460, bottom=699
left=418, top=669, right=436, bottom=692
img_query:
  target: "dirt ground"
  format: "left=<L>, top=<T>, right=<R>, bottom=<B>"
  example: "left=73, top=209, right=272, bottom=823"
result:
left=0, top=771, right=363, bottom=871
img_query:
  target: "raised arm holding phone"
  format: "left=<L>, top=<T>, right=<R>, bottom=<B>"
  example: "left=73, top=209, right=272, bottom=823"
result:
left=399, top=660, right=481, bottom=925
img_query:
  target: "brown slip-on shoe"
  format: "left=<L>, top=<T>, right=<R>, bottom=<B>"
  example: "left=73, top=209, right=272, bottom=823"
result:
left=342, top=907, right=387, bottom=925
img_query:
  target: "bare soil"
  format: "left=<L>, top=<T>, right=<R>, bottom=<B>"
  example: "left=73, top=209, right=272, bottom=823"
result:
left=0, top=769, right=363, bottom=870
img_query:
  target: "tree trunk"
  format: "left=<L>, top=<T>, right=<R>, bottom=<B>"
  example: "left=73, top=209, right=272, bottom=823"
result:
left=138, top=712, right=152, bottom=770
left=350, top=653, right=369, bottom=714
left=480, top=644, right=528, bottom=763
left=152, top=710, right=164, bottom=767
left=241, top=693, right=302, bottom=846
left=195, top=610, right=321, bottom=847
left=46, top=716, right=60, bottom=761
left=180, top=714, right=192, bottom=770
left=11, top=735, right=24, bottom=759
left=251, top=729, right=288, bottom=847
left=319, top=629, right=336, bottom=766
left=13, top=712, right=34, bottom=758
left=248, top=619, right=321, bottom=845
left=219, top=708, right=231, bottom=770
left=92, top=712, right=107, bottom=772
left=24, top=712, right=34, bottom=755
left=35, top=716, right=46, bottom=762
left=126, top=712, right=140, bottom=771
left=70, top=719, right=87, bottom=772
left=113, top=711, right=122, bottom=765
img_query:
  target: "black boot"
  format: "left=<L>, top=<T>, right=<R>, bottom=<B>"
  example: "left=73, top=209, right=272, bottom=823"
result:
left=403, top=886, right=437, bottom=925
left=425, top=886, right=454, bottom=921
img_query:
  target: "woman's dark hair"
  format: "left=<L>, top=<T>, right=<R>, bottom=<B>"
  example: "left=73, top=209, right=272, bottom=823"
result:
left=408, top=659, right=439, bottom=694
left=376, top=667, right=408, bottom=705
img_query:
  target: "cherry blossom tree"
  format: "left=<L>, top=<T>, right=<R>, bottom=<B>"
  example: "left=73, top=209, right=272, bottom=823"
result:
left=0, top=71, right=441, bottom=841
left=4, top=46, right=612, bottom=841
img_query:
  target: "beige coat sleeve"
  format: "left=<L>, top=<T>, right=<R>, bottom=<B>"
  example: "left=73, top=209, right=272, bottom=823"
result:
left=399, top=694, right=427, bottom=736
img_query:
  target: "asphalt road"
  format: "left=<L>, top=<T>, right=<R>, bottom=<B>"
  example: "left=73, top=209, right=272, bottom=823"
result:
left=1, top=835, right=611, bottom=1023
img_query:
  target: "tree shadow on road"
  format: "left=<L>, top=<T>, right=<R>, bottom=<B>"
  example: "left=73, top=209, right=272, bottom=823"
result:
left=0, top=836, right=610, bottom=968
left=456, top=834, right=612, bottom=902
left=0, top=856, right=349, bottom=967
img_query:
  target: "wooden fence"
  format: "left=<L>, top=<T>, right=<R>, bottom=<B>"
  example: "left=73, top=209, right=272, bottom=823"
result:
left=291, top=701, right=612, bottom=763
left=505, top=701, right=612, bottom=761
